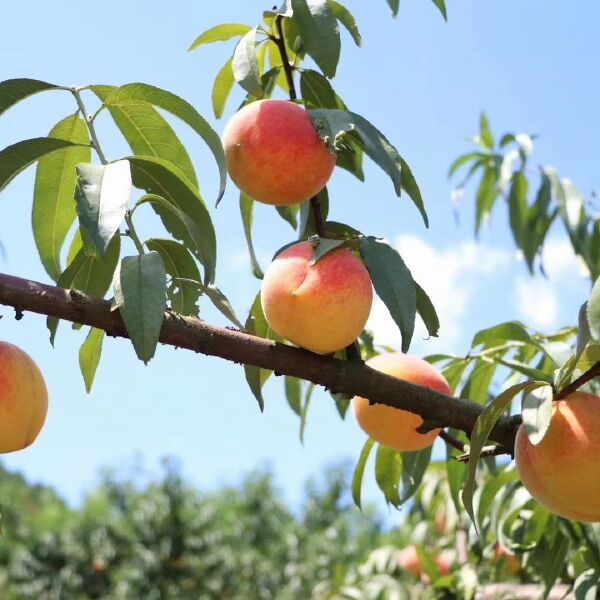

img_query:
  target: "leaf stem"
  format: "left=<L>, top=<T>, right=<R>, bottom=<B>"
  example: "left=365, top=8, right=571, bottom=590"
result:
left=555, top=361, right=600, bottom=400
left=70, top=87, right=108, bottom=165
left=124, top=211, right=145, bottom=255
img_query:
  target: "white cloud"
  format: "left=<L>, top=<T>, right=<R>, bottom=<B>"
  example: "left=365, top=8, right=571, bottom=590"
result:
left=515, top=278, right=559, bottom=331
left=367, top=235, right=510, bottom=353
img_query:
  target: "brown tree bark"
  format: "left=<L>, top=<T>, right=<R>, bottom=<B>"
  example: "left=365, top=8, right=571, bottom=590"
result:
left=0, top=272, right=521, bottom=450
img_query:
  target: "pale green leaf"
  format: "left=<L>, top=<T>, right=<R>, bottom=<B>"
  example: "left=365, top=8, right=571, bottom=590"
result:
left=188, top=23, right=251, bottom=51
left=79, top=327, right=104, bottom=393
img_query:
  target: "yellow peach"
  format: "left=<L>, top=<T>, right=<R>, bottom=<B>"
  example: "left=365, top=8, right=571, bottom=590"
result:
left=222, top=99, right=336, bottom=206
left=261, top=241, right=372, bottom=354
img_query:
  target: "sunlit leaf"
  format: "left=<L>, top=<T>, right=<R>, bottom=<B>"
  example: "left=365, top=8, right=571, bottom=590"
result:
left=232, top=27, right=262, bottom=97
left=521, top=384, right=554, bottom=445
left=0, top=78, right=60, bottom=116
left=327, top=0, right=362, bottom=46
left=212, top=58, right=235, bottom=119
left=375, top=445, right=402, bottom=507
left=79, top=327, right=104, bottom=393
left=239, top=192, right=264, bottom=279
left=352, top=438, right=375, bottom=510
left=188, top=23, right=251, bottom=51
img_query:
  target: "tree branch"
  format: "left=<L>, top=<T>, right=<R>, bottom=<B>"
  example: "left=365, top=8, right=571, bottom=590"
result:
left=0, top=272, right=521, bottom=449
left=555, top=361, right=600, bottom=400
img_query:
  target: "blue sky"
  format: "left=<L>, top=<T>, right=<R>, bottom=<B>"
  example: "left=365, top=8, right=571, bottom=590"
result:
left=0, top=1, right=599, bottom=518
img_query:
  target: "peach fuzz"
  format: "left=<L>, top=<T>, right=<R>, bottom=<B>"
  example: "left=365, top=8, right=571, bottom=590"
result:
left=515, top=391, right=600, bottom=522
left=260, top=241, right=372, bottom=354
left=352, top=353, right=452, bottom=452
left=0, top=341, right=48, bottom=453
left=222, top=99, right=336, bottom=206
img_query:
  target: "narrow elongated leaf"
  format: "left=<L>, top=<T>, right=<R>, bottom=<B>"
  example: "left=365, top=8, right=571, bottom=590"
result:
left=232, top=28, right=262, bottom=97
left=299, top=383, right=314, bottom=443
left=212, top=58, right=235, bottom=119
left=398, top=157, right=428, bottom=227
left=447, top=152, right=485, bottom=178
left=188, top=23, right=251, bottom=51
left=521, top=384, right=553, bottom=445
left=239, top=193, right=264, bottom=279
left=479, top=112, right=494, bottom=149
left=461, top=359, right=497, bottom=405
left=577, top=301, right=591, bottom=358
left=508, top=171, right=528, bottom=248
left=202, top=285, right=244, bottom=329
left=276, top=204, right=299, bottom=230
left=0, top=78, right=60, bottom=115
left=430, top=0, right=448, bottom=20
left=415, top=282, right=439, bottom=337
left=95, top=83, right=226, bottom=204
left=587, top=276, right=600, bottom=342
left=386, top=0, right=400, bottom=17
left=33, top=114, right=91, bottom=281
left=0, top=138, right=86, bottom=194
left=145, top=238, right=200, bottom=316
left=75, top=160, right=131, bottom=256
left=352, top=438, right=375, bottom=510
left=573, top=569, right=598, bottom=600
left=400, top=447, right=432, bottom=503
left=298, top=187, right=329, bottom=238
left=540, top=531, right=570, bottom=597
left=300, top=69, right=339, bottom=109
left=472, top=321, right=534, bottom=349
left=328, top=0, right=362, bottom=45
left=79, top=327, right=104, bottom=393
left=292, top=0, right=340, bottom=78
left=475, top=166, right=498, bottom=234
left=92, top=85, right=197, bottom=188
left=310, top=238, right=344, bottom=265
left=375, top=445, right=402, bottom=507
left=461, top=381, right=547, bottom=528
left=360, top=237, right=416, bottom=352
left=128, top=157, right=216, bottom=284
left=285, top=376, right=302, bottom=416
left=114, top=252, right=167, bottom=364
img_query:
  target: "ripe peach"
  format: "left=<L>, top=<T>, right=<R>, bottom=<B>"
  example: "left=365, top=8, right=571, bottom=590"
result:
left=352, top=353, right=451, bottom=452
left=260, top=241, right=372, bottom=354
left=493, top=543, right=520, bottom=576
left=397, top=545, right=451, bottom=581
left=515, top=391, right=600, bottom=522
left=0, top=341, right=48, bottom=453
left=222, top=99, right=336, bottom=206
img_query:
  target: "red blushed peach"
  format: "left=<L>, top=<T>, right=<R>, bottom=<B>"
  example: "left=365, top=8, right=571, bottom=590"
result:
left=352, top=353, right=452, bottom=452
left=515, top=391, right=600, bottom=522
left=260, top=241, right=372, bottom=354
left=222, top=99, right=336, bottom=206
left=0, top=342, right=48, bottom=453
left=397, top=545, right=451, bottom=582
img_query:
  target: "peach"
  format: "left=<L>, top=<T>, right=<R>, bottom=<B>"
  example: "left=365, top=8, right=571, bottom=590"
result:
left=352, top=353, right=451, bottom=452
left=515, top=391, right=600, bottom=522
left=0, top=341, right=48, bottom=453
left=397, top=545, right=451, bottom=581
left=260, top=241, right=372, bottom=354
left=493, top=543, right=520, bottom=576
left=222, top=99, right=336, bottom=206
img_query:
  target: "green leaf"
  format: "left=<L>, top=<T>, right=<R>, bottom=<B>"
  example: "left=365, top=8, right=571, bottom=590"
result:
left=360, top=237, right=416, bottom=352
left=400, top=447, right=432, bottom=504
left=309, top=109, right=428, bottom=225
left=479, top=112, right=494, bottom=149
left=461, top=359, right=497, bottom=405
left=472, top=321, right=535, bottom=349
left=79, top=327, right=104, bottom=393
left=461, top=381, right=547, bottom=529
left=299, top=383, right=315, bottom=443
left=352, top=438, right=375, bottom=510
left=292, top=0, right=340, bottom=78
left=129, top=157, right=216, bottom=284
left=145, top=239, right=200, bottom=316
left=0, top=137, right=86, bottom=194
left=398, top=157, right=428, bottom=228
left=114, top=252, right=167, bottom=364
left=0, top=78, right=60, bottom=116
left=335, top=137, right=365, bottom=181
left=446, top=428, right=467, bottom=513
left=587, top=276, right=600, bottom=342
left=309, top=238, right=345, bottom=265
left=285, top=376, right=302, bottom=416
left=92, top=85, right=197, bottom=189
left=188, top=23, right=252, bottom=51
left=415, top=282, right=439, bottom=338
left=475, top=166, right=498, bottom=234
left=276, top=204, right=299, bottom=230
left=212, top=58, right=235, bottom=119
left=539, top=531, right=570, bottom=597
left=430, top=0, right=447, bottom=20
left=202, top=285, right=244, bottom=329
left=327, top=0, right=362, bottom=45
left=577, top=301, right=591, bottom=358
left=508, top=171, right=529, bottom=249
left=232, top=28, right=262, bottom=98
left=298, top=187, right=329, bottom=238
left=32, top=114, right=91, bottom=281
left=574, top=569, right=598, bottom=600
left=521, top=384, right=554, bottom=445
left=95, top=82, right=226, bottom=204
left=239, top=193, right=264, bottom=279
left=447, top=152, right=485, bottom=178
left=75, top=160, right=131, bottom=257
left=300, top=69, right=339, bottom=109
left=375, top=445, right=402, bottom=507
left=386, top=0, right=400, bottom=17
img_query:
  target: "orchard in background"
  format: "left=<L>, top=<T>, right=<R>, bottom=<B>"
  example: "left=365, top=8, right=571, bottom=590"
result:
left=1, top=0, right=600, bottom=597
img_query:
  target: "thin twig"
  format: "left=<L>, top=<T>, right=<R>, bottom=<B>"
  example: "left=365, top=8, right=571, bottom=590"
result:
left=439, top=429, right=466, bottom=452
left=70, top=87, right=108, bottom=165
left=555, top=361, right=600, bottom=400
